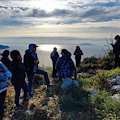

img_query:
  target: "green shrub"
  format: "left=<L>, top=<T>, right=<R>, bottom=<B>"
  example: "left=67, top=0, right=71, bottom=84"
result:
left=59, top=86, right=91, bottom=112
left=82, top=56, right=98, bottom=65
left=109, top=67, right=120, bottom=78
left=89, top=72, right=110, bottom=91
left=92, top=90, right=120, bottom=119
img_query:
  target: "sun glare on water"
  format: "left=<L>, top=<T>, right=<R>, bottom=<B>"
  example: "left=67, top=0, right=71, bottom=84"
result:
left=39, top=44, right=59, bottom=51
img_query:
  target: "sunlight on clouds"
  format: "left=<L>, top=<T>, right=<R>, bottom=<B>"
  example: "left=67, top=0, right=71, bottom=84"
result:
left=29, top=0, right=65, bottom=12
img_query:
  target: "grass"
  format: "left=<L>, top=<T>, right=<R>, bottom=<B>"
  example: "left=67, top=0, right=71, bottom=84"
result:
left=4, top=66, right=120, bottom=120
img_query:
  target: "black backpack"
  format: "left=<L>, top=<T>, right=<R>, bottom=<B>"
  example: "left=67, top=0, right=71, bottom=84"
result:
left=60, top=57, right=71, bottom=78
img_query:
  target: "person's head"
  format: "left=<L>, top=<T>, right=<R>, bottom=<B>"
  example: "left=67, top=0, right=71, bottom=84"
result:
left=2, top=50, right=10, bottom=57
left=53, top=47, right=57, bottom=51
left=114, top=35, right=120, bottom=41
left=61, top=49, right=68, bottom=55
left=10, top=50, right=21, bottom=60
left=61, top=49, right=71, bottom=57
left=29, top=44, right=38, bottom=53
left=76, top=46, right=80, bottom=50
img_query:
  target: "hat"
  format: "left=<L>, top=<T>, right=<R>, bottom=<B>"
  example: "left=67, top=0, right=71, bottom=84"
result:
left=29, top=44, right=38, bottom=48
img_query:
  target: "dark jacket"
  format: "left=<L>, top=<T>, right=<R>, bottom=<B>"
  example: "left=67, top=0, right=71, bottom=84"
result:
left=74, top=49, right=83, bottom=59
left=1, top=55, right=11, bottom=69
left=24, top=50, right=38, bottom=74
left=56, top=54, right=75, bottom=77
left=10, top=59, right=26, bottom=85
left=50, top=51, right=59, bottom=63
left=112, top=40, right=120, bottom=56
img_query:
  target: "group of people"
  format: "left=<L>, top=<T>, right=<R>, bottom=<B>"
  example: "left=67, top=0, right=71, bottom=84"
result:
left=0, top=34, right=120, bottom=120
left=0, top=44, right=54, bottom=120
left=0, top=43, right=83, bottom=120
left=50, top=46, right=83, bottom=79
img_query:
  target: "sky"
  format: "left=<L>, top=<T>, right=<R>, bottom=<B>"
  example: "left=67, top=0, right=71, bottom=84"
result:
left=0, top=0, right=120, bottom=45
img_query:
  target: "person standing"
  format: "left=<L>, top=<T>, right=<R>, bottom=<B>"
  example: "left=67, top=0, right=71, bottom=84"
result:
left=50, top=47, right=59, bottom=78
left=110, top=35, right=120, bottom=69
left=1, top=50, right=11, bottom=69
left=74, top=46, right=83, bottom=67
left=24, top=44, right=53, bottom=98
left=10, top=50, right=28, bottom=109
left=0, top=61, right=12, bottom=120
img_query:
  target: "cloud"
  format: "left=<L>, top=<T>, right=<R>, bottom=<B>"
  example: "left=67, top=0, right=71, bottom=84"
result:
left=0, top=0, right=120, bottom=39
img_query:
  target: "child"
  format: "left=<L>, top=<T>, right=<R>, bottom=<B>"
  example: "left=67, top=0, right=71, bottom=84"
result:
left=10, top=50, right=28, bottom=109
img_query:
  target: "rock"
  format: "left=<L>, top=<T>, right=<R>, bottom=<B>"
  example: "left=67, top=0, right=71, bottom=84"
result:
left=24, top=110, right=31, bottom=115
left=46, top=97, right=53, bottom=100
left=111, top=94, right=120, bottom=100
left=91, top=89, right=97, bottom=95
left=41, top=106, right=47, bottom=110
left=108, top=79, right=116, bottom=85
left=111, top=85, right=120, bottom=91
left=116, top=76, right=120, bottom=85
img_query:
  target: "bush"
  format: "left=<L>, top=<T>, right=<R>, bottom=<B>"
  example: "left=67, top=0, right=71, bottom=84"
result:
left=89, top=72, right=110, bottom=91
left=59, top=86, right=91, bottom=112
left=109, top=67, right=120, bottom=78
left=82, top=56, right=98, bottom=65
left=92, top=90, right=120, bottom=119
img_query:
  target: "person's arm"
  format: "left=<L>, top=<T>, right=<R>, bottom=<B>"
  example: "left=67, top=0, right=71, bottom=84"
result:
left=24, top=54, right=35, bottom=69
left=110, top=43, right=115, bottom=48
left=0, top=62, right=11, bottom=81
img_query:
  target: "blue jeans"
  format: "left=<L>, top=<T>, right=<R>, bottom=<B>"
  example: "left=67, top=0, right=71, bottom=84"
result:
left=13, top=81, right=28, bottom=107
left=27, top=69, right=50, bottom=95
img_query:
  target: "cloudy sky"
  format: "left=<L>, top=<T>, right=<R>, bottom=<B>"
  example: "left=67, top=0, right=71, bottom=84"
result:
left=0, top=0, right=120, bottom=44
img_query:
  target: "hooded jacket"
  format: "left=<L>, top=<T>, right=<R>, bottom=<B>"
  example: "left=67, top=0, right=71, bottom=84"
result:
left=24, top=44, right=38, bottom=74
left=55, top=54, right=75, bottom=77
left=0, top=62, right=11, bottom=91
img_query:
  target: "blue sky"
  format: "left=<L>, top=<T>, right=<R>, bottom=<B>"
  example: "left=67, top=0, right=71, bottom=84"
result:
left=0, top=0, right=120, bottom=45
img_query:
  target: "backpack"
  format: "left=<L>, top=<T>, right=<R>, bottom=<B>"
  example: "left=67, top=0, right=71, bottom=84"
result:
left=60, top=58, right=71, bottom=78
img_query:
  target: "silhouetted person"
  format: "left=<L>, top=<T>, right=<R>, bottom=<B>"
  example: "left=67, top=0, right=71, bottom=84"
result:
left=1, top=50, right=11, bottom=69
left=50, top=47, right=59, bottom=78
left=74, top=46, right=83, bottom=67
left=10, top=50, right=28, bottom=109
left=110, top=35, right=120, bottom=69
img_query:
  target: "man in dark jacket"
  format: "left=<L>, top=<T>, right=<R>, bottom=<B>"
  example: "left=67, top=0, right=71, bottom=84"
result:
left=50, top=47, right=59, bottom=78
left=24, top=44, right=53, bottom=98
left=111, top=35, right=120, bottom=69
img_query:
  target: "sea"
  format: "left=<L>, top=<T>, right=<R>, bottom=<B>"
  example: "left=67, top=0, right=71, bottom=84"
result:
left=0, top=37, right=111, bottom=67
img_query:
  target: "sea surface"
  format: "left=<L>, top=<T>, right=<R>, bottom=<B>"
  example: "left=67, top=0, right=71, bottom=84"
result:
left=0, top=37, right=111, bottom=67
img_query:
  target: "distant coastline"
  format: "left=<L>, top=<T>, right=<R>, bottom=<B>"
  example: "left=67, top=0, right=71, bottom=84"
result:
left=80, top=43, right=95, bottom=45
left=0, top=45, right=9, bottom=49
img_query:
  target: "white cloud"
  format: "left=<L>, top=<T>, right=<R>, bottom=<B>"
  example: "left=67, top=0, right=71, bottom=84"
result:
left=0, top=0, right=120, bottom=41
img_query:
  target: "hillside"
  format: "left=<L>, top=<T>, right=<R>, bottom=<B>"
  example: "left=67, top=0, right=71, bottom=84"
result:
left=3, top=51, right=120, bottom=120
